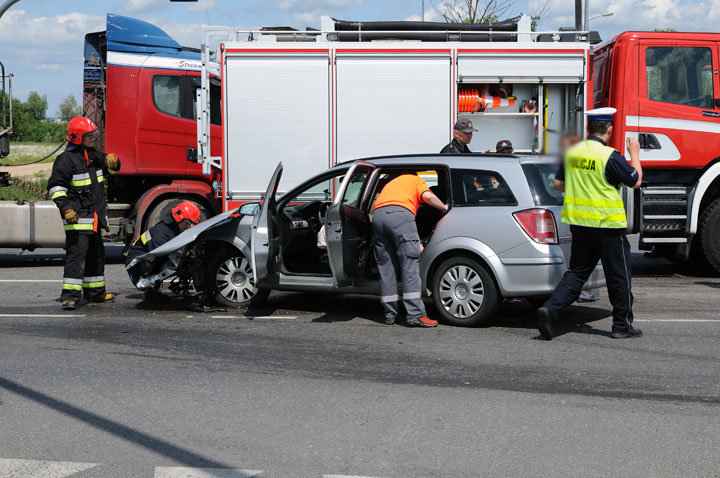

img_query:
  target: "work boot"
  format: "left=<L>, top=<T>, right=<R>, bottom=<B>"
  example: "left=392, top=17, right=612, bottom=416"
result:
left=384, top=315, right=397, bottom=325
left=90, top=293, right=115, bottom=304
left=61, top=299, right=79, bottom=311
left=611, top=327, right=643, bottom=339
left=536, top=306, right=554, bottom=340
left=405, top=316, right=438, bottom=327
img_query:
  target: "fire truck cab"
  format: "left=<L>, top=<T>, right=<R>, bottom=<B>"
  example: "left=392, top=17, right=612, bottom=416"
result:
left=595, top=32, right=720, bottom=270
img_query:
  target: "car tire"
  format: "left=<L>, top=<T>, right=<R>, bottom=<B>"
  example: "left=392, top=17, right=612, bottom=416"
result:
left=206, top=249, right=270, bottom=308
left=431, top=256, right=499, bottom=326
left=698, top=198, right=720, bottom=274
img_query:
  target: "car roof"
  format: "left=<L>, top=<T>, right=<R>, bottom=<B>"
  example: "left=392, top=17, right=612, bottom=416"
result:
left=332, top=153, right=559, bottom=171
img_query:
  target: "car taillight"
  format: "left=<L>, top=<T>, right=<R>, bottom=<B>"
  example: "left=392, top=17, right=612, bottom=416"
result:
left=513, top=209, right=558, bottom=244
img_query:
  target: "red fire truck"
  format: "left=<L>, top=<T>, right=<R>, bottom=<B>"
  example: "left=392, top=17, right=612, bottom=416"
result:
left=593, top=32, right=720, bottom=270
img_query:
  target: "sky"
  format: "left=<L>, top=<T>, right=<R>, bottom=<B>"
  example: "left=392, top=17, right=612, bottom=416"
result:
left=0, top=0, right=718, bottom=117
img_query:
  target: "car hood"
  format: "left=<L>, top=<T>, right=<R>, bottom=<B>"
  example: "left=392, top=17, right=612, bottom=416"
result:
left=135, top=209, right=240, bottom=261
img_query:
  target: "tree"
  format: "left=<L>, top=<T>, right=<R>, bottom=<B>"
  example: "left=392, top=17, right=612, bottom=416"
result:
left=23, top=91, right=48, bottom=121
left=654, top=28, right=676, bottom=32
left=57, top=95, right=82, bottom=122
left=432, top=0, right=515, bottom=24
left=530, top=0, right=551, bottom=31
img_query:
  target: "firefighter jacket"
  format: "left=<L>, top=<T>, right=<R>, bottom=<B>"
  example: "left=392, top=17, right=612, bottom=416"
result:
left=48, top=144, right=120, bottom=233
left=125, top=216, right=181, bottom=267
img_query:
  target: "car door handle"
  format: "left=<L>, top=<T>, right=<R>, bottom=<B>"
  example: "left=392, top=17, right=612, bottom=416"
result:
left=638, top=133, right=661, bottom=150
left=334, top=228, right=342, bottom=233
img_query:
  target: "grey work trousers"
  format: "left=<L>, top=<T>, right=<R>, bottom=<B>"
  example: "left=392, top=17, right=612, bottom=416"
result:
left=372, top=205, right=426, bottom=320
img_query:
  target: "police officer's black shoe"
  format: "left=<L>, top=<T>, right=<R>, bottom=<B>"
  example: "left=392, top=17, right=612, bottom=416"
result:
left=611, top=327, right=643, bottom=339
left=536, top=307, right=554, bottom=340
left=61, top=299, right=79, bottom=311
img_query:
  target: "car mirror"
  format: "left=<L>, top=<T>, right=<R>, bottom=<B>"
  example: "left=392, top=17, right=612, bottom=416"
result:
left=239, top=202, right=261, bottom=216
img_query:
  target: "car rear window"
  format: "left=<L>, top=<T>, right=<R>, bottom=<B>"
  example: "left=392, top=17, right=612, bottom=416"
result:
left=450, top=169, right=516, bottom=206
left=521, top=163, right=564, bottom=206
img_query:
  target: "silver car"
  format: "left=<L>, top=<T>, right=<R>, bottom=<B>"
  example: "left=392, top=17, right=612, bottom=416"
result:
left=132, top=154, right=604, bottom=326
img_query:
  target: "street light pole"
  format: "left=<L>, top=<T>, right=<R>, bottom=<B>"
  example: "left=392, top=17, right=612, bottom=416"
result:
left=584, top=0, right=589, bottom=31
left=422, top=0, right=425, bottom=21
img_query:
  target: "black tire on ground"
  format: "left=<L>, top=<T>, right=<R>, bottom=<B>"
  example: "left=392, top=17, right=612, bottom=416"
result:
left=698, top=198, right=720, bottom=274
left=144, top=197, right=210, bottom=231
left=205, top=248, right=270, bottom=308
left=431, top=256, right=499, bottom=327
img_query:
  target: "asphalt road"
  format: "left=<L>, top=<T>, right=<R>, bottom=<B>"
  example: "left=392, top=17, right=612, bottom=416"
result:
left=0, top=242, right=718, bottom=477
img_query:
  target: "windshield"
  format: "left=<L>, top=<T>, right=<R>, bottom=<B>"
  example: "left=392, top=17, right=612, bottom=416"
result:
left=521, top=163, right=564, bottom=206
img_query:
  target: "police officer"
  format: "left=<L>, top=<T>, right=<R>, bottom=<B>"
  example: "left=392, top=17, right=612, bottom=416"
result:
left=48, top=117, right=120, bottom=310
left=440, top=118, right=477, bottom=154
left=125, top=201, right=201, bottom=301
left=536, top=108, right=643, bottom=340
left=373, top=171, right=447, bottom=327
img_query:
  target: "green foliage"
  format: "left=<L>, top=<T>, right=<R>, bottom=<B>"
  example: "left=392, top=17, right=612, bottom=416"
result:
left=3, top=92, right=67, bottom=143
left=57, top=95, right=82, bottom=122
left=654, top=28, right=677, bottom=32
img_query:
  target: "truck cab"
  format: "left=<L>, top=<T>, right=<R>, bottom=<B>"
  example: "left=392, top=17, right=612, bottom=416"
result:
left=595, top=32, right=720, bottom=270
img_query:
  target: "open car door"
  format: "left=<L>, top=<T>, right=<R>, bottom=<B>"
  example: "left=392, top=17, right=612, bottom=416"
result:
left=250, top=162, right=283, bottom=285
left=325, top=161, right=375, bottom=286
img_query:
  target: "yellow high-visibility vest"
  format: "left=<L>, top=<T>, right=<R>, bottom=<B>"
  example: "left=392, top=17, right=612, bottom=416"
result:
left=561, top=139, right=627, bottom=229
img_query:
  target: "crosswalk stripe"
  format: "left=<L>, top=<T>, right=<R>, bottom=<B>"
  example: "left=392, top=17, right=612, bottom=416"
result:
left=154, top=467, right=264, bottom=478
left=0, top=458, right=98, bottom=477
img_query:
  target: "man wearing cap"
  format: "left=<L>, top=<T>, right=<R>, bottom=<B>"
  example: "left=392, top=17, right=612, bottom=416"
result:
left=495, top=139, right=514, bottom=153
left=536, top=107, right=644, bottom=340
left=440, top=118, right=477, bottom=154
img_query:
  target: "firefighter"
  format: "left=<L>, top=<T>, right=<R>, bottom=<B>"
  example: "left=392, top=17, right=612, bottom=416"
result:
left=48, top=117, right=120, bottom=310
left=372, top=171, right=447, bottom=327
left=440, top=118, right=476, bottom=154
left=536, top=107, right=643, bottom=340
left=125, top=201, right=201, bottom=300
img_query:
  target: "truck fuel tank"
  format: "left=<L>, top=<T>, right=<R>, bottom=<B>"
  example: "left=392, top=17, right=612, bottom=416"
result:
left=0, top=200, right=65, bottom=249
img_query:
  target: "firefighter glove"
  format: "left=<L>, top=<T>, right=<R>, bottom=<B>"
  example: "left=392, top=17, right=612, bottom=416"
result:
left=105, top=153, right=120, bottom=171
left=64, top=208, right=79, bottom=224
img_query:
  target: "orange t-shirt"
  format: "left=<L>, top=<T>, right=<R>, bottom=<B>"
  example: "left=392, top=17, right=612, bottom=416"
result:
left=373, top=174, right=430, bottom=215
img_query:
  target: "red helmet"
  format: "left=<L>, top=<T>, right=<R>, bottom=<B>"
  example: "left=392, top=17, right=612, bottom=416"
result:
left=66, top=116, right=98, bottom=144
left=172, top=201, right=201, bottom=224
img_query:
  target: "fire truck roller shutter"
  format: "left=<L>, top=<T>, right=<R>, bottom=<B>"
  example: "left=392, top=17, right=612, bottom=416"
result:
left=335, top=53, right=451, bottom=162
left=223, top=52, right=330, bottom=200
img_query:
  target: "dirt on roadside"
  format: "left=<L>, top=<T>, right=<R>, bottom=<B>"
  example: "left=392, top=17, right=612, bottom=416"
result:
left=3, top=163, right=53, bottom=179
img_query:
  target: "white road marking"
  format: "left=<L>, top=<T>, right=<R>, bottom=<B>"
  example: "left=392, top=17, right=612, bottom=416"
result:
left=0, top=458, right=97, bottom=477
left=210, top=316, right=298, bottom=320
left=633, top=319, right=720, bottom=323
left=154, top=467, right=263, bottom=478
left=0, top=314, right=86, bottom=318
left=0, top=280, right=62, bottom=283
left=324, top=475, right=387, bottom=478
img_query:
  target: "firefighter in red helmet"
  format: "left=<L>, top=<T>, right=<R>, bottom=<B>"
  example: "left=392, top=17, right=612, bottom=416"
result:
left=125, top=201, right=203, bottom=301
left=48, top=116, right=121, bottom=310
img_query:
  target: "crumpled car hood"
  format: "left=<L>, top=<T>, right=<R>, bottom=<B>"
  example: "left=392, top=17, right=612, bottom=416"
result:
left=134, top=208, right=239, bottom=262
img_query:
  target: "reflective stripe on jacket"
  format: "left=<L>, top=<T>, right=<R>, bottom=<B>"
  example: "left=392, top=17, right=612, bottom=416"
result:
left=561, top=139, right=627, bottom=229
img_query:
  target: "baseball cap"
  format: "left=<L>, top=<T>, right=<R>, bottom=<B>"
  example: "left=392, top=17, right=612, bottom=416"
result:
left=454, top=117, right=478, bottom=133
left=496, top=139, right=513, bottom=152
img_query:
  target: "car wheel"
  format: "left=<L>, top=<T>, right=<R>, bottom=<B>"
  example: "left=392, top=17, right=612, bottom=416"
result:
left=431, top=256, right=499, bottom=326
left=698, top=198, right=720, bottom=274
left=206, top=250, right=270, bottom=308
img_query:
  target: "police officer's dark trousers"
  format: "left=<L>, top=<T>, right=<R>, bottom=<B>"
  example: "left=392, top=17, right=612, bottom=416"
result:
left=372, top=205, right=426, bottom=320
left=543, top=225, right=634, bottom=332
left=61, top=231, right=106, bottom=301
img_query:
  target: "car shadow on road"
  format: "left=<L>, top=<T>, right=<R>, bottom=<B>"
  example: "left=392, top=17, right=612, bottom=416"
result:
left=493, top=299, right=612, bottom=339
left=244, top=292, right=387, bottom=325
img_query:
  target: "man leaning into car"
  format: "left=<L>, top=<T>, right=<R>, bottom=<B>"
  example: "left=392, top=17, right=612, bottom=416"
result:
left=372, top=171, right=447, bottom=327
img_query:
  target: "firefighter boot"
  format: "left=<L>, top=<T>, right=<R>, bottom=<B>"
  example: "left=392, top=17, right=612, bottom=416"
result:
left=91, top=293, right=115, bottom=304
left=61, top=299, right=79, bottom=310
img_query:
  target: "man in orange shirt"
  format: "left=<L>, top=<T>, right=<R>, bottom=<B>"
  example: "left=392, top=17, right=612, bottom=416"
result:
left=373, top=171, right=447, bottom=326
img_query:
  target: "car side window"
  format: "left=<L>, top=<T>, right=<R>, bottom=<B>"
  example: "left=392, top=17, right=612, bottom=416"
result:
left=152, top=75, right=182, bottom=117
left=451, top=169, right=516, bottom=206
left=645, top=47, right=714, bottom=109
left=341, top=166, right=373, bottom=208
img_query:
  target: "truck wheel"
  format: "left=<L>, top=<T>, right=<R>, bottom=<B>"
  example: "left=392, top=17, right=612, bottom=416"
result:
left=431, top=256, right=499, bottom=327
left=698, top=198, right=720, bottom=274
left=144, top=198, right=209, bottom=231
left=206, top=249, right=270, bottom=308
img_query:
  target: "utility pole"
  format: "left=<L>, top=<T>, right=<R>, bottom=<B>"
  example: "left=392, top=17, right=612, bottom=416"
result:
left=421, top=0, right=425, bottom=21
left=584, top=0, right=589, bottom=31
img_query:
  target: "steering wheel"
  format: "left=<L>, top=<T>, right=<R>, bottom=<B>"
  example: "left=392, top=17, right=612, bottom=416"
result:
left=318, top=201, right=331, bottom=225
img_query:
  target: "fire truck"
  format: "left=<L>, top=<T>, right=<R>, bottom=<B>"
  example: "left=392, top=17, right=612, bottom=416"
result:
left=593, top=32, right=720, bottom=271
